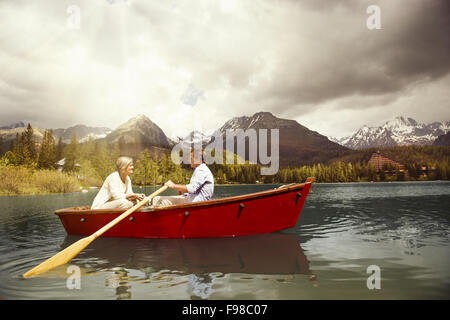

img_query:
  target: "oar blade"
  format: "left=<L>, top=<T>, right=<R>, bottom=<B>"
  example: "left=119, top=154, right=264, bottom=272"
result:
left=22, top=185, right=169, bottom=279
left=22, top=235, right=94, bottom=278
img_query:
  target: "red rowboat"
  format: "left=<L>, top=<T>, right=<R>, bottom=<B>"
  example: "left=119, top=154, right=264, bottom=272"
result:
left=55, top=178, right=314, bottom=239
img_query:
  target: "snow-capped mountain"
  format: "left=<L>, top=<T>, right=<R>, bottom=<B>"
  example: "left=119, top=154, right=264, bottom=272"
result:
left=328, top=136, right=350, bottom=146
left=331, top=116, right=450, bottom=149
left=0, top=122, right=112, bottom=150
left=53, top=125, right=112, bottom=143
left=173, top=130, right=212, bottom=147
left=0, top=124, right=46, bottom=151
left=215, top=111, right=349, bottom=166
left=173, top=111, right=350, bottom=165
left=0, top=121, right=25, bottom=130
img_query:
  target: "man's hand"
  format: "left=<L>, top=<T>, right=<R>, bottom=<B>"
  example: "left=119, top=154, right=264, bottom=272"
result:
left=164, top=180, right=188, bottom=193
left=165, top=180, right=176, bottom=189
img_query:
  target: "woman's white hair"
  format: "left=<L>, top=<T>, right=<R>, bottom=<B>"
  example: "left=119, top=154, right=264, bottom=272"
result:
left=116, top=156, right=133, bottom=172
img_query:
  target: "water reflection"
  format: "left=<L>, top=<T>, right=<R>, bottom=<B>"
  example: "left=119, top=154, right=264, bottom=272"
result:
left=61, top=233, right=315, bottom=299
left=105, top=269, right=131, bottom=300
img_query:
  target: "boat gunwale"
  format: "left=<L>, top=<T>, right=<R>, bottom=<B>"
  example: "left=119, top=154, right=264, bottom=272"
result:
left=54, top=181, right=312, bottom=216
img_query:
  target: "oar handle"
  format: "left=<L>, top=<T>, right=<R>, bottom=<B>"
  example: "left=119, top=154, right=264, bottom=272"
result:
left=93, top=185, right=168, bottom=239
left=145, top=185, right=169, bottom=203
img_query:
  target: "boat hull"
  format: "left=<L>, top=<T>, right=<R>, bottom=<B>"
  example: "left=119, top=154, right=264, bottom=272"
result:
left=55, top=181, right=313, bottom=239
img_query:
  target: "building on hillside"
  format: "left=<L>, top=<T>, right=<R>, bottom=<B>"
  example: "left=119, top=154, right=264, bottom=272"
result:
left=417, top=165, right=437, bottom=178
left=55, top=158, right=81, bottom=172
left=368, top=151, right=405, bottom=171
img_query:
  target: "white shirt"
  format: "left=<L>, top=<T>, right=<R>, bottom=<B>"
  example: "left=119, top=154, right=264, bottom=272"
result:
left=186, top=163, right=214, bottom=202
left=91, top=171, right=133, bottom=209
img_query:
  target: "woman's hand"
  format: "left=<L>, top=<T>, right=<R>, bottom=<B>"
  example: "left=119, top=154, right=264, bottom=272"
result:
left=126, top=193, right=145, bottom=201
left=135, top=193, right=145, bottom=201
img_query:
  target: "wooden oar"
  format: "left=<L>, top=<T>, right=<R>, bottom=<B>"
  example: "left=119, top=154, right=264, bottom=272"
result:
left=22, top=185, right=168, bottom=278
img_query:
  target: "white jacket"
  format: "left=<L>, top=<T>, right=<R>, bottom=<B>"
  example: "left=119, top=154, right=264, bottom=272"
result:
left=91, top=171, right=133, bottom=209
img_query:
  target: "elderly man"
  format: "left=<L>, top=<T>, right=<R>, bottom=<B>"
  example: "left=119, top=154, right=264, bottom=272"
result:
left=153, top=149, right=214, bottom=207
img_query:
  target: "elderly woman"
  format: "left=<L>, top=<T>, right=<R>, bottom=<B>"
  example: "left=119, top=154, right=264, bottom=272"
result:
left=91, top=156, right=145, bottom=209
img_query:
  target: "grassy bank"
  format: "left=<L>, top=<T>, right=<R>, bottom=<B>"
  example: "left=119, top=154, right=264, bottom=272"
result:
left=0, top=165, right=83, bottom=195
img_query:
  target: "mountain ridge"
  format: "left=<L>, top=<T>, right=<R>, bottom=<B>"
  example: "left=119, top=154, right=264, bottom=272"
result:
left=101, top=114, right=172, bottom=157
left=53, top=124, right=112, bottom=143
left=0, top=121, right=25, bottom=130
left=2, top=114, right=448, bottom=164
left=212, top=111, right=350, bottom=166
left=433, top=131, right=450, bottom=146
left=331, top=116, right=450, bottom=149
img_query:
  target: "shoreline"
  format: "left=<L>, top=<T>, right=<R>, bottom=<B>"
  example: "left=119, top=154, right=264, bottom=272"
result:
left=135, top=180, right=450, bottom=187
left=2, top=180, right=448, bottom=196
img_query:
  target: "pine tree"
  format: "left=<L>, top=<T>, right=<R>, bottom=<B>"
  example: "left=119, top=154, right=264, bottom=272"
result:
left=56, top=136, right=64, bottom=161
left=159, top=153, right=170, bottom=181
left=92, top=140, right=113, bottom=179
left=112, top=142, right=120, bottom=162
left=11, top=133, right=21, bottom=161
left=11, top=126, right=36, bottom=167
left=368, top=164, right=377, bottom=182
left=151, top=154, right=159, bottom=185
left=346, top=162, right=354, bottom=182
left=38, top=129, right=56, bottom=169
left=24, top=124, right=36, bottom=159
left=336, top=162, right=346, bottom=182
left=80, top=137, right=95, bottom=160
left=21, top=123, right=37, bottom=166
left=442, top=162, right=448, bottom=180
left=37, top=130, right=48, bottom=169
left=134, top=149, right=152, bottom=185
left=63, top=133, right=79, bottom=172
left=0, top=151, right=17, bottom=166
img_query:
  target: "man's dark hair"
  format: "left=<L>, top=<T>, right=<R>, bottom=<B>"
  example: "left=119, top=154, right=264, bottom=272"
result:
left=190, top=145, right=206, bottom=163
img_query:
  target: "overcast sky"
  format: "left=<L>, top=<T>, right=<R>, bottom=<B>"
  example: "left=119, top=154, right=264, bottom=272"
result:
left=0, top=0, right=449, bottom=139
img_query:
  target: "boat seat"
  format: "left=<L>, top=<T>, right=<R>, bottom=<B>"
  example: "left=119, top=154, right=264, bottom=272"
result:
left=277, top=183, right=297, bottom=189
left=71, top=205, right=91, bottom=210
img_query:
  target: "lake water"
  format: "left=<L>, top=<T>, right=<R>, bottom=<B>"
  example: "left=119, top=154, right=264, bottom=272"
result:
left=0, top=182, right=449, bottom=300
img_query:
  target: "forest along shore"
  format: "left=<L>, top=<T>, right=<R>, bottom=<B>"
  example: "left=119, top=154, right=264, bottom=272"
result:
left=1, top=124, right=449, bottom=195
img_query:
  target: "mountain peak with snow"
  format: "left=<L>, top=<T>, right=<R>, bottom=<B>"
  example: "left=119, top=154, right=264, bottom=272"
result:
left=330, top=116, right=450, bottom=149
left=0, top=121, right=26, bottom=130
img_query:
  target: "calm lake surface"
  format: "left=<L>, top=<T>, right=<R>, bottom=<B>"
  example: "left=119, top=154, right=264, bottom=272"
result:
left=0, top=182, right=449, bottom=299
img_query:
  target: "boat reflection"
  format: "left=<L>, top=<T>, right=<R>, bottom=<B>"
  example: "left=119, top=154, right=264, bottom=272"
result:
left=61, top=233, right=317, bottom=299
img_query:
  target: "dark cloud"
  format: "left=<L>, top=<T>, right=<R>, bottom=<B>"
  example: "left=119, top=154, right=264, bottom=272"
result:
left=0, top=0, right=448, bottom=139
left=252, top=0, right=450, bottom=113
